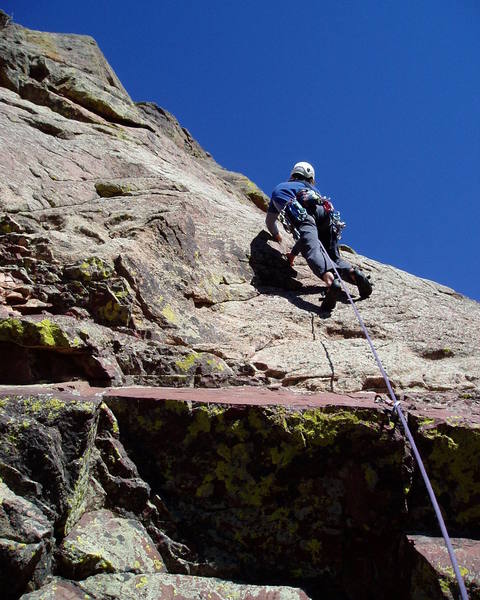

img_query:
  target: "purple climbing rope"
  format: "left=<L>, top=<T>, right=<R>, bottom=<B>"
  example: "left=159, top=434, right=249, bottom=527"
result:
left=318, top=242, right=469, bottom=600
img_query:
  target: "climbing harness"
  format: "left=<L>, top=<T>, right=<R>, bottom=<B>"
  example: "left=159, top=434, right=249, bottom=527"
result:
left=278, top=189, right=346, bottom=243
left=318, top=240, right=469, bottom=600
left=301, top=186, right=347, bottom=240
left=278, top=206, right=298, bottom=240
left=277, top=198, right=308, bottom=240
left=315, top=195, right=346, bottom=240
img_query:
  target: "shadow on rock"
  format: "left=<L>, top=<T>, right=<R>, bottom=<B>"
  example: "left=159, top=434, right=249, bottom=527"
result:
left=249, top=231, right=301, bottom=291
left=250, top=231, right=333, bottom=317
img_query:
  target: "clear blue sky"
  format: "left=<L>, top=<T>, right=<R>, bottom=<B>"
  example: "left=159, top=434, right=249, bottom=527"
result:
left=3, top=1, right=479, bottom=300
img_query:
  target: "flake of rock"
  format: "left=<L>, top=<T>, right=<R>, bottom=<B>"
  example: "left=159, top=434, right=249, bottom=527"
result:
left=0, top=481, right=53, bottom=599
left=59, top=509, right=165, bottom=578
left=20, top=573, right=312, bottom=600
left=15, top=299, right=53, bottom=315
left=0, top=389, right=103, bottom=538
left=408, top=535, right=480, bottom=599
left=5, top=291, right=26, bottom=304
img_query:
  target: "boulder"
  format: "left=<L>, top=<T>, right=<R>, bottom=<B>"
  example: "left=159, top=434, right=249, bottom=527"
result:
left=104, top=388, right=413, bottom=598
left=59, top=509, right=165, bottom=579
left=0, top=384, right=479, bottom=598
left=408, top=407, right=480, bottom=536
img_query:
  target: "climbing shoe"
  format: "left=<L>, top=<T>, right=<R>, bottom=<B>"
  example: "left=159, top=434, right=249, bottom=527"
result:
left=320, top=279, right=343, bottom=312
left=354, top=268, right=373, bottom=299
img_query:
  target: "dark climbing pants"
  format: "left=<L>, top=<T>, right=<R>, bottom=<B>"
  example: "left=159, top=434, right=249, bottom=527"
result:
left=295, top=208, right=352, bottom=280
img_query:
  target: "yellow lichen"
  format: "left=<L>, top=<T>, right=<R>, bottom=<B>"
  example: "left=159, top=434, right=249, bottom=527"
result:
left=161, top=304, right=178, bottom=324
left=305, top=538, right=322, bottom=562
left=0, top=317, right=80, bottom=349
left=196, top=473, right=215, bottom=498
left=185, top=408, right=211, bottom=444
left=175, top=352, right=200, bottom=372
left=135, top=575, right=148, bottom=589
left=153, top=558, right=164, bottom=571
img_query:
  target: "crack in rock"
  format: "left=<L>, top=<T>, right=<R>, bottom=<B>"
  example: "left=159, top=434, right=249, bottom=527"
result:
left=320, top=340, right=335, bottom=392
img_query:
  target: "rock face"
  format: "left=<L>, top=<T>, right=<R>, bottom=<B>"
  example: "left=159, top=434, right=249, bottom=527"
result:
left=105, top=389, right=413, bottom=598
left=0, top=386, right=479, bottom=599
left=0, top=11, right=479, bottom=395
left=1, top=11, right=480, bottom=600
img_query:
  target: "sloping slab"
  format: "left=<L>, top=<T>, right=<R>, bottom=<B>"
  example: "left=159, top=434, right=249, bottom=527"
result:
left=60, top=509, right=165, bottom=578
left=20, top=572, right=311, bottom=600
left=409, top=535, right=480, bottom=599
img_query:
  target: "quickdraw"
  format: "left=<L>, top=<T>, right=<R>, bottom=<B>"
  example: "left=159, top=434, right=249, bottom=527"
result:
left=315, top=194, right=346, bottom=240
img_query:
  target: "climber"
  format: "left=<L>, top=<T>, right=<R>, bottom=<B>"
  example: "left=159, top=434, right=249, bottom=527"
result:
left=266, top=161, right=372, bottom=311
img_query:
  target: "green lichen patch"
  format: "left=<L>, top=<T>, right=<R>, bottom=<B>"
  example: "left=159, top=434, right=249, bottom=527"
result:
left=184, top=407, right=211, bottom=444
left=175, top=352, right=201, bottom=372
left=22, top=396, right=66, bottom=421
left=238, top=176, right=269, bottom=211
left=0, top=395, right=97, bottom=450
left=61, top=509, right=165, bottom=578
left=163, top=399, right=190, bottom=415
left=0, top=214, right=22, bottom=234
left=64, top=257, right=114, bottom=282
left=174, top=351, right=229, bottom=378
left=364, top=464, right=379, bottom=491
left=270, top=406, right=382, bottom=450
left=438, top=565, right=470, bottom=598
left=64, top=415, right=99, bottom=535
left=95, top=181, right=135, bottom=198
left=0, top=317, right=83, bottom=350
left=417, top=423, right=480, bottom=529
left=95, top=289, right=132, bottom=326
left=103, top=395, right=408, bottom=590
left=137, top=412, right=164, bottom=433
left=161, top=304, right=178, bottom=325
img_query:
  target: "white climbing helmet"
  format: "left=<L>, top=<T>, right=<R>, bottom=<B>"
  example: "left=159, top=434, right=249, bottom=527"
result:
left=290, top=161, right=315, bottom=181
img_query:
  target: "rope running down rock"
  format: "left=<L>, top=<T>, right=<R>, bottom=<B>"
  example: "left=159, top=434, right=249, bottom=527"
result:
left=317, top=240, right=469, bottom=600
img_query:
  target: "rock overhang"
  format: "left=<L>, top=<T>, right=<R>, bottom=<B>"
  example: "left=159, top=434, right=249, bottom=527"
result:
left=0, top=384, right=479, bottom=598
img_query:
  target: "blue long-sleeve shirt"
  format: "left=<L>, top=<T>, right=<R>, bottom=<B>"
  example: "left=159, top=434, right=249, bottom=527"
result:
left=266, top=179, right=323, bottom=237
left=268, top=180, right=323, bottom=214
